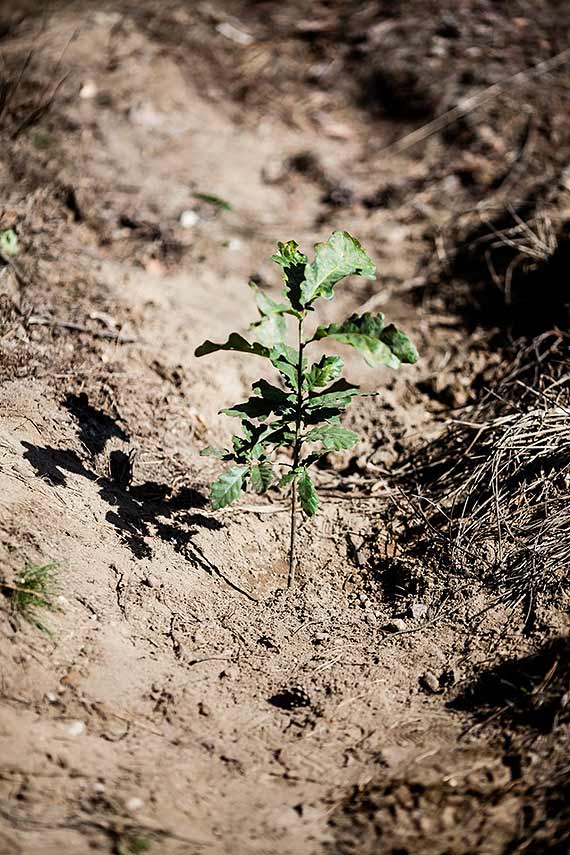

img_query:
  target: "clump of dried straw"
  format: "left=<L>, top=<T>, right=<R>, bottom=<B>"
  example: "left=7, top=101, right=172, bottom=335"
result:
left=401, top=332, right=569, bottom=629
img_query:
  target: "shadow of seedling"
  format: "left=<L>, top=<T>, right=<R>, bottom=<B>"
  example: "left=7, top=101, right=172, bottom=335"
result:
left=450, top=637, right=570, bottom=734
left=21, top=440, right=221, bottom=564
left=64, top=392, right=129, bottom=455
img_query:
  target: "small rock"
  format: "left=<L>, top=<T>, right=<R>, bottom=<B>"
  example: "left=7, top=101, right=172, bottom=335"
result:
left=419, top=671, right=441, bottom=694
left=383, top=619, right=407, bottom=633
left=180, top=209, right=200, bottom=228
left=66, top=720, right=86, bottom=737
left=93, top=782, right=105, bottom=794
left=60, top=670, right=82, bottom=688
left=268, top=685, right=311, bottom=711
left=430, top=39, right=448, bottom=58
left=441, top=174, right=462, bottom=195
left=126, top=797, right=144, bottom=813
left=46, top=692, right=57, bottom=703
left=80, top=80, right=98, bottom=100
left=215, top=21, right=254, bottom=46
left=409, top=603, right=428, bottom=621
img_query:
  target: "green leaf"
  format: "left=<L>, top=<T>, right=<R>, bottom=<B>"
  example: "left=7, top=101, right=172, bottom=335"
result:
left=303, top=408, right=344, bottom=425
left=249, top=281, right=289, bottom=317
left=193, top=191, right=232, bottom=211
left=0, top=229, right=19, bottom=257
left=271, top=343, right=299, bottom=365
left=272, top=240, right=308, bottom=311
left=221, top=395, right=293, bottom=421
left=305, top=379, right=360, bottom=410
left=271, top=240, right=308, bottom=270
left=297, top=470, right=319, bottom=516
left=379, top=323, right=419, bottom=364
left=252, top=379, right=293, bottom=403
left=222, top=400, right=274, bottom=420
left=257, top=421, right=296, bottom=446
left=251, top=313, right=287, bottom=347
left=210, top=466, right=248, bottom=509
left=306, top=355, right=344, bottom=390
left=301, top=450, right=330, bottom=467
left=230, top=420, right=296, bottom=462
left=300, top=231, right=375, bottom=306
left=305, top=424, right=360, bottom=450
left=270, top=344, right=301, bottom=391
left=279, top=471, right=298, bottom=488
left=195, top=333, right=270, bottom=359
left=314, top=313, right=397, bottom=368
left=250, top=461, right=273, bottom=492
left=200, top=446, right=230, bottom=459
left=314, top=312, right=418, bottom=368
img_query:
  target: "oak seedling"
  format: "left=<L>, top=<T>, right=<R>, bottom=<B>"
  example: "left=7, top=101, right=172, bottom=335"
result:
left=195, top=231, right=418, bottom=584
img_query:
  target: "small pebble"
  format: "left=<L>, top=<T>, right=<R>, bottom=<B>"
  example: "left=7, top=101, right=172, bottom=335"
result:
left=420, top=671, right=441, bottom=694
left=383, top=619, right=407, bottom=633
left=126, top=797, right=144, bottom=813
left=409, top=603, right=428, bottom=621
left=66, top=720, right=86, bottom=737
left=180, top=209, right=200, bottom=228
left=215, top=21, right=253, bottom=46
left=80, top=80, right=98, bottom=99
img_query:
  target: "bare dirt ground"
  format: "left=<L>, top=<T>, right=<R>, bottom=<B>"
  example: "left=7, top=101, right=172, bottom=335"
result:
left=0, top=2, right=569, bottom=854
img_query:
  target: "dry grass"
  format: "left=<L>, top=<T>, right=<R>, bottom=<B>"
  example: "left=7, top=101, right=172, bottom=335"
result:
left=400, top=332, right=570, bottom=629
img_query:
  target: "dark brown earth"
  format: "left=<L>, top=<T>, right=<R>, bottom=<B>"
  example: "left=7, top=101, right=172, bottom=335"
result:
left=0, top=2, right=569, bottom=854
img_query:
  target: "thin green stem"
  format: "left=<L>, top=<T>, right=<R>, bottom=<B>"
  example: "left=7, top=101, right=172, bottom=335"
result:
left=288, top=315, right=305, bottom=587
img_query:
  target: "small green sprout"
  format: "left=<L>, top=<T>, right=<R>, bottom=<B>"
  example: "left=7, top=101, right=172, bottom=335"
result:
left=127, top=836, right=152, bottom=853
left=0, top=228, right=19, bottom=257
left=192, top=192, right=232, bottom=211
left=1, top=561, right=57, bottom=633
left=195, top=231, right=418, bottom=584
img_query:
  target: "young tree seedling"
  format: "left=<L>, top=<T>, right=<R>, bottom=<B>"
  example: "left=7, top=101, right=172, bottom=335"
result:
left=195, top=231, right=418, bottom=585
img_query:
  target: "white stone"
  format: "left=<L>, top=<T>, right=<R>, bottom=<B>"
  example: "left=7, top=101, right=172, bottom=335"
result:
left=80, top=80, right=98, bottom=100
left=216, top=22, right=253, bottom=46
left=180, top=210, right=200, bottom=228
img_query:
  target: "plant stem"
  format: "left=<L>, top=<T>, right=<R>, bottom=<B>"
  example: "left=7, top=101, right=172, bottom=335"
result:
left=288, top=315, right=304, bottom=587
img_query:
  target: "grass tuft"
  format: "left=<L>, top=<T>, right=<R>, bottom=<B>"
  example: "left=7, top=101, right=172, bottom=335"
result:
left=1, top=561, right=58, bottom=633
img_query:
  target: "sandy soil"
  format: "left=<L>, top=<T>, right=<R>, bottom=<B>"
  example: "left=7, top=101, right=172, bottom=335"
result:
left=0, top=3, right=569, bottom=854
